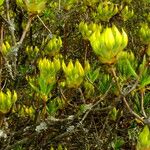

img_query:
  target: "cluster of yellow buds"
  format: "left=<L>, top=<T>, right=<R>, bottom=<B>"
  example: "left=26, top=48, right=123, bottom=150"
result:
left=13, top=104, right=35, bottom=118
left=19, top=105, right=35, bottom=118
left=1, top=41, right=11, bottom=56
left=89, top=25, right=128, bottom=64
left=25, top=46, right=39, bottom=59
left=0, top=90, right=17, bottom=114
left=39, top=58, right=60, bottom=94
left=79, top=22, right=102, bottom=40
left=139, top=23, right=150, bottom=44
left=45, top=36, right=62, bottom=56
left=16, top=0, right=46, bottom=14
left=120, top=5, right=134, bottom=21
left=28, top=57, right=61, bottom=102
left=62, top=59, right=85, bottom=88
left=93, top=1, right=118, bottom=22
left=38, top=57, right=60, bottom=80
left=139, top=24, right=150, bottom=56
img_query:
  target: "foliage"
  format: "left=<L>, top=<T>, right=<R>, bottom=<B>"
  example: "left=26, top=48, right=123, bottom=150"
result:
left=0, top=0, right=150, bottom=149
left=136, top=126, right=150, bottom=150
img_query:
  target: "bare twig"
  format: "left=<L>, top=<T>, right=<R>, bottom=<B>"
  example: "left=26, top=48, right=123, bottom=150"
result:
left=4, top=132, right=37, bottom=150
left=78, top=87, right=85, bottom=103
left=110, top=66, right=146, bottom=124
left=19, top=15, right=34, bottom=45
left=122, top=97, right=144, bottom=123
left=58, top=0, right=61, bottom=10
left=141, top=91, right=147, bottom=118
left=79, top=83, right=112, bottom=125
left=110, top=67, right=122, bottom=94
left=37, top=15, right=52, bottom=37
left=124, top=79, right=139, bottom=96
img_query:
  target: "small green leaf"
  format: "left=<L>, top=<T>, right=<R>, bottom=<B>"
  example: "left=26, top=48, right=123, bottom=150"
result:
left=57, top=144, right=63, bottom=150
left=29, top=82, right=40, bottom=93
left=138, top=125, right=150, bottom=147
left=109, top=107, right=118, bottom=121
left=140, top=76, right=150, bottom=88
left=0, top=0, right=4, bottom=6
left=126, top=59, right=138, bottom=78
left=79, top=103, right=92, bottom=113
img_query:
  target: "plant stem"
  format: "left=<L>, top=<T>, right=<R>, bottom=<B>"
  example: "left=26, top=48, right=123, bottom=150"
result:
left=78, top=87, right=85, bottom=103
left=37, top=15, right=52, bottom=37
left=0, top=23, right=3, bottom=90
left=141, top=91, right=147, bottom=118
left=122, top=97, right=144, bottom=123
left=19, top=15, right=34, bottom=45
left=79, top=84, right=112, bottom=125
left=110, top=66, right=145, bottom=124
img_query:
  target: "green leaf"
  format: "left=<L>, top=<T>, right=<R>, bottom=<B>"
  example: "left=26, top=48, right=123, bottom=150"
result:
left=126, top=59, right=138, bottom=78
left=109, top=107, right=118, bottom=121
left=57, top=144, right=63, bottom=150
left=98, top=74, right=112, bottom=94
left=140, top=76, right=150, bottom=88
left=79, top=103, right=92, bottom=113
left=138, top=125, right=150, bottom=147
left=139, top=55, right=147, bottom=76
left=29, top=82, right=40, bottom=93
left=0, top=0, right=4, bottom=6
left=47, top=99, right=58, bottom=116
left=111, top=137, right=125, bottom=150
left=50, top=146, right=54, bottom=150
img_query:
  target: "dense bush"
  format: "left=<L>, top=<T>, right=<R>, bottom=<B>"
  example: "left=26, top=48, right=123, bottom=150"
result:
left=0, top=0, right=150, bottom=149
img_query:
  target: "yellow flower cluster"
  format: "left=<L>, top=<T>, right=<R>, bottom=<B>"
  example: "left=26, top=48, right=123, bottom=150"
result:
left=62, top=60, right=85, bottom=88
left=89, top=25, right=128, bottom=64
left=0, top=90, right=17, bottom=114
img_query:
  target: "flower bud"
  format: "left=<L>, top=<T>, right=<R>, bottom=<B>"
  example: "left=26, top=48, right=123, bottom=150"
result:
left=54, top=58, right=61, bottom=72
left=75, top=60, right=84, bottom=77
left=121, top=29, right=128, bottom=49
left=84, top=60, right=91, bottom=73
left=12, top=91, right=17, bottom=103
left=104, top=27, right=115, bottom=50
left=2, top=43, right=7, bottom=55
left=67, top=60, right=74, bottom=75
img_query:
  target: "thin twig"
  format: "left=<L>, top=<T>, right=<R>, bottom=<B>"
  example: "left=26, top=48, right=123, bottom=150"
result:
left=122, top=97, right=144, bottom=123
left=58, top=0, right=61, bottom=11
left=37, top=15, right=52, bottom=37
left=19, top=16, right=34, bottom=44
left=141, top=91, right=147, bottom=118
left=4, top=133, right=37, bottom=150
left=111, top=66, right=145, bottom=124
left=78, top=87, right=85, bottom=103
left=0, top=23, right=3, bottom=90
left=111, top=67, right=122, bottom=94
left=124, top=79, right=139, bottom=96
left=79, top=83, right=112, bottom=125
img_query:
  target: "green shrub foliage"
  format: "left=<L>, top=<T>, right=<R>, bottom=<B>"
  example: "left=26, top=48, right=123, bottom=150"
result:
left=0, top=0, right=150, bottom=149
